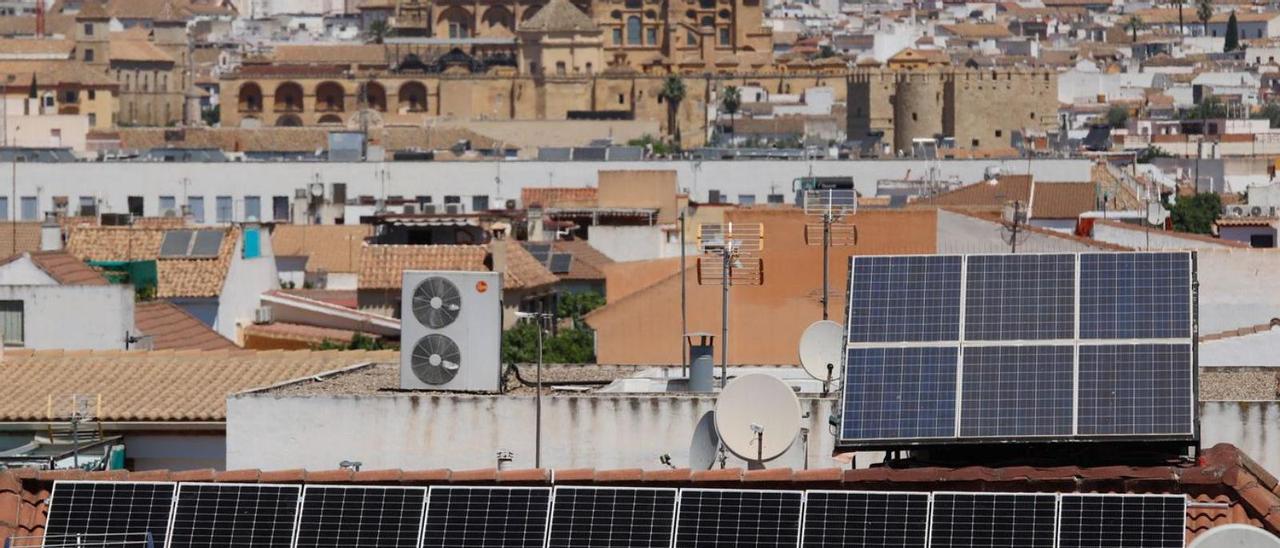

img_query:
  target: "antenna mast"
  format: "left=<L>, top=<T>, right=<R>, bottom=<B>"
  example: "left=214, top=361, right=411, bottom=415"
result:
left=696, top=222, right=763, bottom=387
left=803, top=189, right=857, bottom=320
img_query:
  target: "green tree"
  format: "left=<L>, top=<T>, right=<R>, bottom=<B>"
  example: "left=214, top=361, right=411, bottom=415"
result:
left=366, top=19, right=389, bottom=44
left=314, top=333, right=393, bottom=350
left=557, top=291, right=605, bottom=328
left=627, top=134, right=671, bottom=156
left=1187, top=94, right=1227, bottom=119
left=1225, top=11, right=1240, bottom=50
left=1136, top=145, right=1174, bottom=163
left=501, top=322, right=596, bottom=364
left=201, top=104, right=220, bottom=126
left=1170, top=192, right=1222, bottom=234
left=1197, top=0, right=1213, bottom=36
left=659, top=75, right=687, bottom=149
left=1254, top=102, right=1280, bottom=128
left=720, top=85, right=741, bottom=147
left=1124, top=14, right=1144, bottom=43
left=1105, top=105, right=1130, bottom=128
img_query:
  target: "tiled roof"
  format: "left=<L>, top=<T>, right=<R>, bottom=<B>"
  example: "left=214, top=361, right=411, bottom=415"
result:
left=110, top=127, right=502, bottom=155
left=270, top=44, right=388, bottom=65
left=496, top=239, right=558, bottom=291
left=916, top=175, right=1032, bottom=208
left=0, top=444, right=1276, bottom=542
left=1031, top=182, right=1097, bottom=219
left=273, top=289, right=358, bottom=309
left=134, top=301, right=236, bottom=351
left=521, top=187, right=598, bottom=208
left=108, top=35, right=174, bottom=63
left=938, top=23, right=1014, bottom=39
left=0, top=349, right=393, bottom=422
left=0, top=251, right=109, bottom=285
left=0, top=223, right=44, bottom=257
left=271, top=224, right=370, bottom=274
left=0, top=39, right=74, bottom=58
left=65, top=226, right=238, bottom=298
left=357, top=244, right=488, bottom=290
left=0, top=60, right=117, bottom=87
left=243, top=322, right=371, bottom=346
left=546, top=239, right=613, bottom=281
left=75, top=0, right=109, bottom=19
left=518, top=0, right=597, bottom=33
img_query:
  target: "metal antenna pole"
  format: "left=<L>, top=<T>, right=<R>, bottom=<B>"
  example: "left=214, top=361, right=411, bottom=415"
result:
left=821, top=212, right=830, bottom=320
left=535, top=313, right=543, bottom=469
left=679, top=209, right=687, bottom=376
left=1011, top=201, right=1020, bottom=254
left=720, top=247, right=729, bottom=388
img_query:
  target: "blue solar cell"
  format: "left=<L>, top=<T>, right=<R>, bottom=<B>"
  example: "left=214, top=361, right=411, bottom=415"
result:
left=1079, top=253, right=1192, bottom=340
left=929, top=493, right=1058, bottom=548
left=848, top=256, right=963, bottom=343
left=1058, top=494, right=1187, bottom=548
left=960, top=346, right=1074, bottom=437
left=842, top=346, right=958, bottom=441
left=1077, top=344, right=1193, bottom=436
left=964, top=254, right=1075, bottom=341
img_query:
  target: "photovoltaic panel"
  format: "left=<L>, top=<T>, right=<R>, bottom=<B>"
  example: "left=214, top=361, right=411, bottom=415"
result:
left=929, top=493, right=1057, bottom=548
left=45, top=481, right=176, bottom=544
left=843, top=347, right=958, bottom=441
left=674, top=489, right=803, bottom=548
left=189, top=230, right=224, bottom=257
left=1058, top=494, right=1186, bottom=548
left=1077, top=344, right=1194, bottom=436
left=960, top=345, right=1074, bottom=437
left=548, top=253, right=573, bottom=274
left=294, top=485, right=427, bottom=548
left=801, top=491, right=929, bottom=548
left=525, top=243, right=552, bottom=263
left=166, top=483, right=300, bottom=548
left=848, top=255, right=963, bottom=343
left=421, top=486, right=551, bottom=548
left=1079, top=252, right=1192, bottom=340
left=159, top=230, right=194, bottom=257
left=547, top=487, right=677, bottom=548
left=964, top=254, right=1075, bottom=341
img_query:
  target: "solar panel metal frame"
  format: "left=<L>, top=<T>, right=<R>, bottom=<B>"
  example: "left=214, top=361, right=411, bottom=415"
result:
left=837, top=252, right=1199, bottom=450
left=546, top=485, right=679, bottom=548
left=1056, top=493, right=1187, bottom=548
left=44, top=480, right=178, bottom=548
left=420, top=485, right=553, bottom=548
left=163, top=482, right=302, bottom=548
left=672, top=488, right=805, bottom=548
left=800, top=490, right=931, bottom=548
left=293, top=484, right=429, bottom=548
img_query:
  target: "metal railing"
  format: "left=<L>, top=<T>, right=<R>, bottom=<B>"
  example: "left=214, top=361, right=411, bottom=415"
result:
left=5, top=532, right=153, bottom=548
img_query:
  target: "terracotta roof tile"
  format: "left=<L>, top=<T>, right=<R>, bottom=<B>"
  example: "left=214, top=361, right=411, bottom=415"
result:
left=358, top=244, right=488, bottom=290
left=243, top=322, right=371, bottom=346
left=521, top=187, right=598, bottom=208
left=108, top=35, right=173, bottom=63
left=271, top=224, right=370, bottom=274
left=134, top=301, right=237, bottom=351
left=535, top=240, right=613, bottom=281
left=1032, top=182, right=1097, bottom=219
left=496, top=239, right=558, bottom=291
left=517, top=0, right=597, bottom=33
left=0, top=250, right=109, bottom=285
left=916, top=175, right=1032, bottom=208
left=0, top=349, right=394, bottom=422
left=66, top=226, right=238, bottom=298
left=271, top=44, right=388, bottom=65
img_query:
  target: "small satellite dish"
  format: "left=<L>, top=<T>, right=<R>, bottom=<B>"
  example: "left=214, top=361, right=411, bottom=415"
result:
left=1188, top=525, right=1280, bottom=548
left=689, top=410, right=720, bottom=471
left=799, top=320, right=844, bottom=382
left=1147, top=201, right=1168, bottom=225
left=714, top=374, right=801, bottom=465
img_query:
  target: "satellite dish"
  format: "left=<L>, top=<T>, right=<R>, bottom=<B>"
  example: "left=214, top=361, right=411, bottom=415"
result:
left=1188, top=525, right=1280, bottom=548
left=689, top=410, right=720, bottom=470
left=799, top=320, right=844, bottom=382
left=714, top=374, right=801, bottom=465
left=1146, top=201, right=1168, bottom=225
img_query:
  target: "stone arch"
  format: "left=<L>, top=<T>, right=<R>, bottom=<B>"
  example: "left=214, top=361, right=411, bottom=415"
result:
left=480, top=5, right=513, bottom=33
left=238, top=82, right=263, bottom=112
left=364, top=81, right=387, bottom=112
left=437, top=6, right=472, bottom=38
left=317, top=113, right=344, bottom=124
left=275, top=113, right=303, bottom=127
left=398, top=81, right=428, bottom=112
left=274, top=81, right=303, bottom=112
left=315, top=81, right=346, bottom=112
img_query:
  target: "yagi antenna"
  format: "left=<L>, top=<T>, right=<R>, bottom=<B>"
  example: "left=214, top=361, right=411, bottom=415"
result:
left=802, top=189, right=857, bottom=320
left=696, top=222, right=764, bottom=387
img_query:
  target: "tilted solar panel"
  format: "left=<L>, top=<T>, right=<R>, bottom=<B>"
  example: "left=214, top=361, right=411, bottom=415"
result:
left=295, top=485, right=427, bottom=548
left=188, top=230, right=224, bottom=257
left=1058, top=494, right=1186, bottom=548
left=44, top=481, right=175, bottom=545
left=421, top=486, right=551, bottom=548
left=1077, top=344, right=1194, bottom=436
left=674, top=489, right=803, bottom=548
left=964, top=254, right=1075, bottom=341
left=159, top=230, right=194, bottom=257
left=929, top=493, right=1057, bottom=548
left=848, top=255, right=963, bottom=343
left=547, top=486, right=677, bottom=548
left=1079, top=253, right=1192, bottom=340
left=960, top=345, right=1074, bottom=438
left=802, top=491, right=929, bottom=548
left=167, top=483, right=300, bottom=548
left=843, top=346, right=958, bottom=441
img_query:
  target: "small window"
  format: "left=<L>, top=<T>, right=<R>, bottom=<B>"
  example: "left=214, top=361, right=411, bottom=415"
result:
left=646, top=27, right=657, bottom=44
left=159, top=195, right=176, bottom=215
left=737, top=194, right=756, bottom=205
left=613, top=28, right=623, bottom=44
left=556, top=61, right=566, bottom=75
left=708, top=189, right=722, bottom=203
left=626, top=16, right=641, bottom=44
left=911, top=112, right=917, bottom=121
left=687, top=29, right=696, bottom=44
left=63, top=90, right=77, bottom=103
left=20, top=197, right=37, bottom=220
left=0, top=300, right=24, bottom=347
left=244, top=196, right=261, bottom=221
left=188, top=196, right=205, bottom=223
left=78, top=196, right=95, bottom=216
left=618, top=93, right=625, bottom=105
left=83, top=22, right=93, bottom=35
left=995, top=129, right=1003, bottom=138
left=273, top=196, right=289, bottom=221
left=719, top=27, right=729, bottom=45
left=42, top=95, right=53, bottom=108
left=971, top=139, right=980, bottom=147
left=767, top=194, right=784, bottom=204
left=216, top=196, right=233, bottom=223
left=84, top=48, right=94, bottom=62
left=472, top=195, right=490, bottom=212
left=127, top=196, right=144, bottom=217
left=0, top=197, right=8, bottom=222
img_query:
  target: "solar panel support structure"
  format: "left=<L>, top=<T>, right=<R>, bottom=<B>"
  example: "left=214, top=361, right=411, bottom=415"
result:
left=697, top=223, right=764, bottom=388
left=803, top=189, right=857, bottom=320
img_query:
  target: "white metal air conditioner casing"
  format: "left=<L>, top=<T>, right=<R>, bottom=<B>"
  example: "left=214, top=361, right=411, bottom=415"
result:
left=400, top=270, right=503, bottom=391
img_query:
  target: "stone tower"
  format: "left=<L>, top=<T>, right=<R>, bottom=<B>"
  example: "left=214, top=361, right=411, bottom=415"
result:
left=74, top=0, right=110, bottom=68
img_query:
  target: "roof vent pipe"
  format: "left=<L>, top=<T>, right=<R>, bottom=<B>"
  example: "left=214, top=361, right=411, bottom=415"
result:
left=686, top=333, right=715, bottom=393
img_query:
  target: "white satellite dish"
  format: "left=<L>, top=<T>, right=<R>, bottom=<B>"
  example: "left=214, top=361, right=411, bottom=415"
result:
left=1147, top=201, right=1168, bottom=225
left=1188, top=525, right=1280, bottom=548
left=689, top=410, right=721, bottom=471
left=799, top=320, right=844, bottom=382
left=714, top=374, right=801, bottom=465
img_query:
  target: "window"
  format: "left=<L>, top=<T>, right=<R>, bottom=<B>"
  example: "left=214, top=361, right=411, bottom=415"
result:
left=159, top=195, right=176, bottom=215
left=78, top=196, right=95, bottom=216
left=20, top=197, right=36, bottom=220
left=613, top=28, right=623, bottom=44
left=971, top=139, right=980, bottom=147
left=0, top=197, right=9, bottom=221
left=627, top=16, right=642, bottom=44
left=244, top=196, right=261, bottom=221
left=63, top=90, right=77, bottom=103
left=127, top=196, right=144, bottom=217
left=586, top=62, right=593, bottom=74
left=83, top=48, right=94, bottom=62
left=708, top=189, right=722, bottom=203
left=88, top=90, right=96, bottom=100
left=216, top=196, right=232, bottom=223
left=556, top=61, right=566, bottom=75
left=273, top=196, right=289, bottom=221
left=1251, top=234, right=1276, bottom=248
left=700, top=15, right=714, bottom=27
left=472, top=195, right=490, bottom=212
left=737, top=194, right=755, bottom=205
left=995, top=129, right=1003, bottom=138
left=42, top=94, right=53, bottom=108
left=188, top=196, right=205, bottom=223
left=767, top=193, right=784, bottom=204
left=687, top=29, right=696, bottom=44
left=719, top=26, right=729, bottom=45
left=83, top=22, right=93, bottom=35
left=646, top=27, right=657, bottom=44
left=87, top=113, right=96, bottom=126
left=0, top=301, right=24, bottom=346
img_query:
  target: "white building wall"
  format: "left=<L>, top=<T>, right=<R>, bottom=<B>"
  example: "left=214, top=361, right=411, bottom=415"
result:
left=218, top=228, right=279, bottom=341
left=936, top=209, right=1104, bottom=253
left=0, top=285, right=134, bottom=349
left=1196, top=249, right=1280, bottom=334
left=1200, top=402, right=1280, bottom=476
left=0, top=257, right=58, bottom=285
left=587, top=225, right=667, bottom=262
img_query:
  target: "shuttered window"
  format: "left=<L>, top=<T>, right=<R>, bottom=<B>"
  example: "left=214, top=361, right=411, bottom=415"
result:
left=0, top=301, right=24, bottom=346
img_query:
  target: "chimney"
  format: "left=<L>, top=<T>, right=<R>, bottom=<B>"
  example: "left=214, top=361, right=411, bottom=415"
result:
left=40, top=212, right=61, bottom=251
left=490, top=239, right=508, bottom=280
left=685, top=333, right=715, bottom=392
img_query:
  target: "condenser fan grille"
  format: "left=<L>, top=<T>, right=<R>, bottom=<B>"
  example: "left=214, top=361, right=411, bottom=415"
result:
left=412, top=276, right=462, bottom=328
left=411, top=334, right=462, bottom=385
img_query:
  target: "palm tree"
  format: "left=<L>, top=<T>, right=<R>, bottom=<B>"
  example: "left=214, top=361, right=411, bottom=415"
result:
left=366, top=19, right=389, bottom=44
left=659, top=75, right=687, bottom=149
left=720, top=85, right=741, bottom=147
left=1197, top=0, right=1213, bottom=37
left=1174, top=0, right=1185, bottom=37
left=1124, top=14, right=1144, bottom=43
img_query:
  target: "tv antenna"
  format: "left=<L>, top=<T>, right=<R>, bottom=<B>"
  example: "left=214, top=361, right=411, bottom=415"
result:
left=1000, top=199, right=1029, bottom=253
left=713, top=374, right=801, bottom=469
left=798, top=319, right=844, bottom=396
left=803, top=189, right=857, bottom=320
left=697, top=222, right=764, bottom=387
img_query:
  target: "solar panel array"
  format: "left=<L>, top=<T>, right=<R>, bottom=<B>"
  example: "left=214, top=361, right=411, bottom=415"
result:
left=43, top=482, right=1187, bottom=548
left=842, top=252, right=1197, bottom=448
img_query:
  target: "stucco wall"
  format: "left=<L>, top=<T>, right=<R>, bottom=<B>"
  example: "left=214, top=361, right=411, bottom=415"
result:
left=1091, top=222, right=1237, bottom=250
left=1200, top=402, right=1280, bottom=476
left=587, top=225, right=666, bottom=262
left=218, top=230, right=279, bottom=341
left=1197, top=249, right=1280, bottom=334
left=936, top=209, right=1104, bottom=253
left=0, top=285, right=134, bottom=350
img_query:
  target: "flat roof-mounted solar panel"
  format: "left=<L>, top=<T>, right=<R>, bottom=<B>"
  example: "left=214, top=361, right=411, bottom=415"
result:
left=167, top=483, right=300, bottom=548
left=189, top=230, right=224, bottom=257
left=159, top=230, right=194, bottom=257
left=547, top=486, right=677, bottom=548
left=44, top=481, right=176, bottom=546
